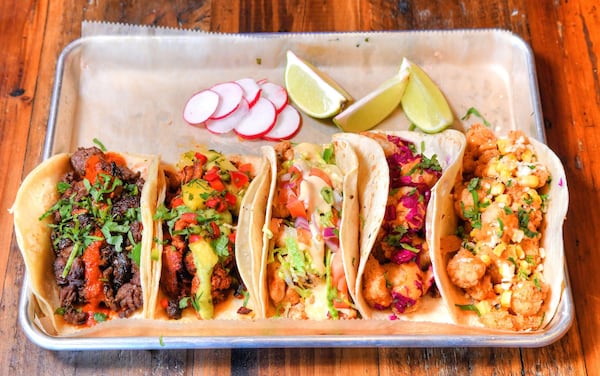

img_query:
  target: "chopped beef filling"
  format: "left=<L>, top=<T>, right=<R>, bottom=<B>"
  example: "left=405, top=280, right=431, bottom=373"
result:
left=46, top=147, right=145, bottom=325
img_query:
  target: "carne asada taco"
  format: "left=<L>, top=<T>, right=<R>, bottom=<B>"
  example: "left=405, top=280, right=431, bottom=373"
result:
left=12, top=147, right=159, bottom=335
left=257, top=140, right=360, bottom=319
left=433, top=124, right=568, bottom=331
left=150, top=149, right=265, bottom=321
left=336, top=130, right=466, bottom=320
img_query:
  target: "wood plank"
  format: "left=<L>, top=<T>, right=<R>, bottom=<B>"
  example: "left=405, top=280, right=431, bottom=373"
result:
left=525, top=0, right=599, bottom=373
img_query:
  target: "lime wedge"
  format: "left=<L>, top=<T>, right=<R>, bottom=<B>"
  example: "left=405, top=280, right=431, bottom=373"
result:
left=284, top=50, right=353, bottom=119
left=401, top=59, right=454, bottom=133
left=333, top=61, right=410, bottom=132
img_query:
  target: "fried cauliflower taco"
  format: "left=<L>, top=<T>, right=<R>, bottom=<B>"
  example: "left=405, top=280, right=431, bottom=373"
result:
left=257, top=140, right=360, bottom=319
left=150, top=149, right=265, bottom=321
left=12, top=147, right=159, bottom=335
left=434, top=124, right=568, bottom=331
left=336, top=130, right=466, bottom=320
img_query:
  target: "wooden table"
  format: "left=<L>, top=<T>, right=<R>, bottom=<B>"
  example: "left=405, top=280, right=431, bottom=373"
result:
left=1, top=1, right=597, bottom=374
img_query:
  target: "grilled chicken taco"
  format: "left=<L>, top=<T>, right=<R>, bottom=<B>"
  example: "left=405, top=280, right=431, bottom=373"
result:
left=257, top=140, right=360, bottom=319
left=335, top=130, right=466, bottom=320
left=150, top=149, right=265, bottom=321
left=12, top=147, right=159, bottom=335
left=433, top=124, right=568, bottom=331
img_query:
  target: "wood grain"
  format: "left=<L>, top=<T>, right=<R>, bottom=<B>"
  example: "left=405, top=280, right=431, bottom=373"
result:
left=0, top=1, right=597, bottom=375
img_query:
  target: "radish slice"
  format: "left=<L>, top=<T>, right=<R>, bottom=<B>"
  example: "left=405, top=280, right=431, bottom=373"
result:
left=262, top=104, right=302, bottom=141
left=234, top=97, right=277, bottom=139
left=210, top=82, right=244, bottom=119
left=260, top=82, right=288, bottom=113
left=236, top=78, right=262, bottom=107
left=206, top=99, right=250, bottom=134
left=183, top=89, right=220, bottom=125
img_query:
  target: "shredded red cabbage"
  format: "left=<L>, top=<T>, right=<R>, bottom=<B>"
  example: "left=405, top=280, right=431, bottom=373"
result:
left=391, top=291, right=417, bottom=314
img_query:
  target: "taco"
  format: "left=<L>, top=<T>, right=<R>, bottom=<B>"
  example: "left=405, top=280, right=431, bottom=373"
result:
left=256, top=140, right=360, bottom=319
left=150, top=149, right=265, bottom=320
left=335, top=130, right=466, bottom=320
left=433, top=124, right=568, bottom=331
left=12, top=147, right=159, bottom=335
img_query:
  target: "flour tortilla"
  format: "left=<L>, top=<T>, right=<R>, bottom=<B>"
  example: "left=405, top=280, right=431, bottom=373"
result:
left=432, top=136, right=568, bottom=330
left=338, top=130, right=466, bottom=320
left=256, top=140, right=360, bottom=319
left=12, top=151, right=159, bottom=335
left=150, top=154, right=266, bottom=321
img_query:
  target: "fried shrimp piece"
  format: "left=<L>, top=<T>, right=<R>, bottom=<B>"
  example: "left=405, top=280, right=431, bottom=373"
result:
left=511, top=280, right=547, bottom=316
left=267, top=261, right=286, bottom=305
left=362, top=256, right=393, bottom=309
left=384, top=262, right=425, bottom=313
left=462, top=124, right=499, bottom=176
left=447, top=248, right=487, bottom=289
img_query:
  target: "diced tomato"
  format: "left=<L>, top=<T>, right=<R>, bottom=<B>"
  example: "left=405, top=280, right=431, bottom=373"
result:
left=189, top=234, right=202, bottom=243
left=286, top=198, right=307, bottom=219
left=228, top=232, right=236, bottom=244
left=238, top=163, right=253, bottom=174
left=170, top=196, right=185, bottom=208
left=203, top=166, right=220, bottom=181
left=288, top=165, right=303, bottom=183
left=225, top=191, right=237, bottom=206
left=160, top=298, right=170, bottom=309
left=194, top=152, right=208, bottom=165
left=208, top=178, right=226, bottom=191
left=231, top=170, right=250, bottom=188
left=309, top=167, right=332, bottom=187
left=180, top=212, right=198, bottom=224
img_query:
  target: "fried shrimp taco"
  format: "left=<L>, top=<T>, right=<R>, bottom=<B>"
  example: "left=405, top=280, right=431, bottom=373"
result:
left=12, top=147, right=159, bottom=335
left=433, top=124, right=568, bottom=331
left=257, top=140, right=360, bottom=319
left=150, top=149, right=265, bottom=321
left=335, top=130, right=466, bottom=320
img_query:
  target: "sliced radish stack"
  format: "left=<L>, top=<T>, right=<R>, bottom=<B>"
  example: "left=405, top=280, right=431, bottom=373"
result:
left=209, top=82, right=244, bottom=119
left=234, top=97, right=277, bottom=139
left=260, top=82, right=288, bottom=113
left=183, top=89, right=220, bottom=125
left=183, top=78, right=302, bottom=141
left=262, top=104, right=302, bottom=141
left=236, top=78, right=262, bottom=107
left=206, top=99, right=250, bottom=134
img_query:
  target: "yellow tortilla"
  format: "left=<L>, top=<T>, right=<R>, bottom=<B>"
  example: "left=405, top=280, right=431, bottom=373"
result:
left=12, top=151, right=159, bottom=335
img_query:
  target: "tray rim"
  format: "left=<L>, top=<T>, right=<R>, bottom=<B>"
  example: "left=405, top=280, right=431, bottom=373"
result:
left=26, top=28, right=571, bottom=350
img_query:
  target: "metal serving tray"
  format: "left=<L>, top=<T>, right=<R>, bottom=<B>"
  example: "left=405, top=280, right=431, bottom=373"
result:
left=20, top=29, right=573, bottom=350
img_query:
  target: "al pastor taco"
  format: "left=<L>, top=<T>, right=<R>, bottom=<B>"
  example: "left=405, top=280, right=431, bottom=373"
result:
left=151, top=149, right=265, bottom=320
left=257, top=140, right=360, bottom=319
left=12, top=147, right=159, bottom=335
left=336, top=130, right=466, bottom=320
left=433, top=124, right=568, bottom=331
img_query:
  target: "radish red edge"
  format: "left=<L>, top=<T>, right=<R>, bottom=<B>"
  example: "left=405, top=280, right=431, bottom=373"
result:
left=260, top=82, right=288, bottom=113
left=209, top=81, right=244, bottom=120
left=233, top=97, right=277, bottom=139
left=183, top=89, right=220, bottom=125
left=205, top=99, right=250, bottom=134
left=262, top=104, right=302, bottom=141
left=236, top=78, right=262, bottom=108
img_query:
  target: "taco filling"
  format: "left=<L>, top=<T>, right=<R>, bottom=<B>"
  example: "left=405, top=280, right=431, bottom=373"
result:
left=39, top=147, right=146, bottom=326
left=360, top=133, right=442, bottom=317
left=446, top=124, right=552, bottom=330
left=265, top=141, right=356, bottom=319
left=155, top=150, right=255, bottom=320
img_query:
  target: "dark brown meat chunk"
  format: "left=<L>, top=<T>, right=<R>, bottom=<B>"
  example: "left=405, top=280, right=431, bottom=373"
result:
left=70, top=146, right=103, bottom=177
